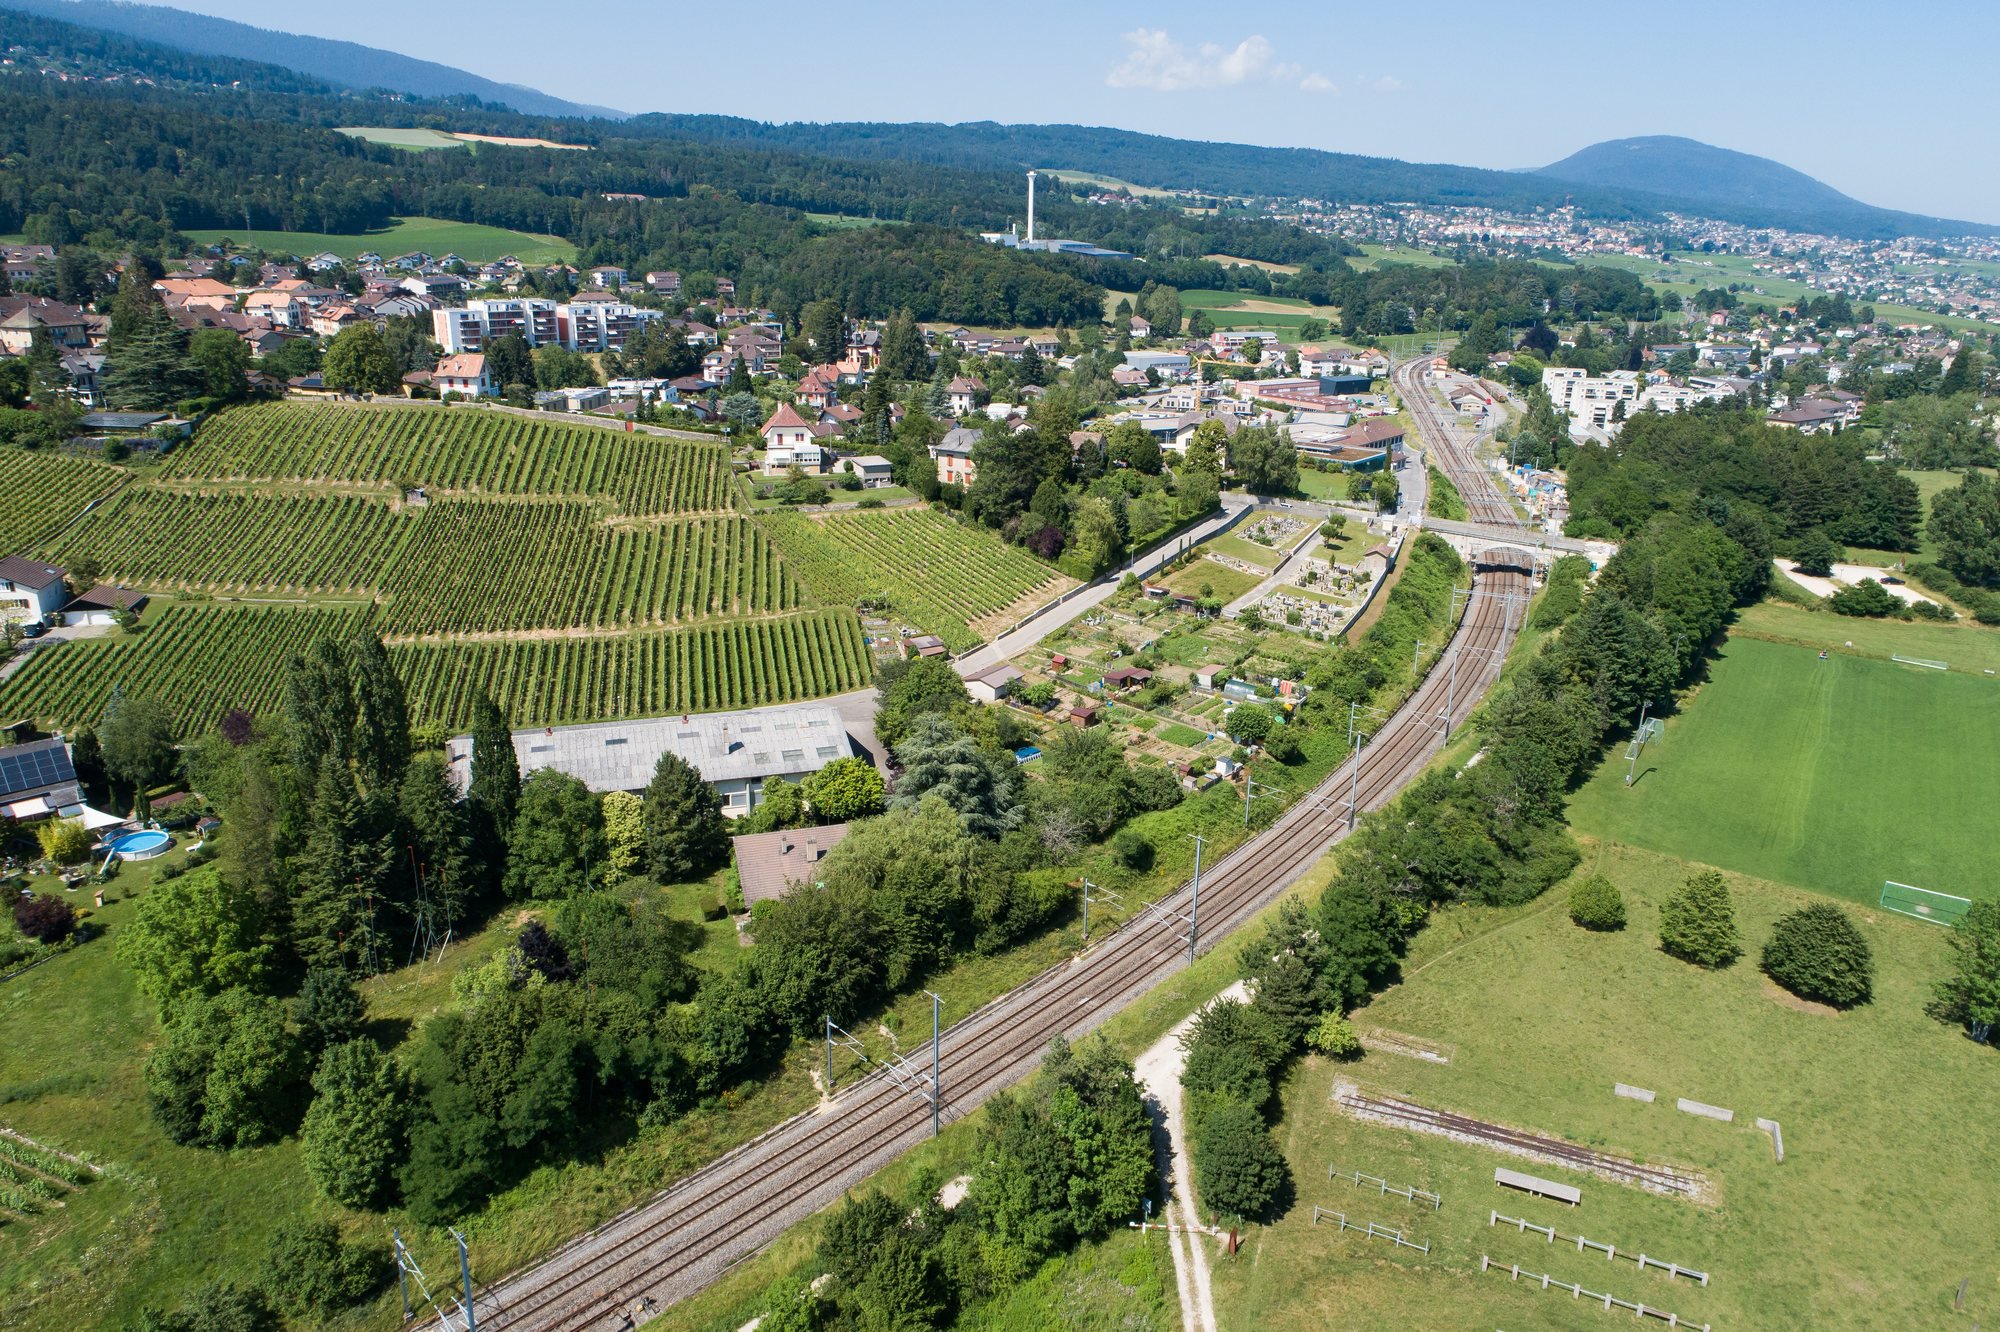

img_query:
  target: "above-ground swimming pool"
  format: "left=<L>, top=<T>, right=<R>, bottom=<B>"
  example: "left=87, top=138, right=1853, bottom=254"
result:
left=107, top=829, right=172, bottom=861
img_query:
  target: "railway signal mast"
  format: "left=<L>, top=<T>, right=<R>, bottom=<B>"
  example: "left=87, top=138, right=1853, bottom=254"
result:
left=394, top=1227, right=476, bottom=1331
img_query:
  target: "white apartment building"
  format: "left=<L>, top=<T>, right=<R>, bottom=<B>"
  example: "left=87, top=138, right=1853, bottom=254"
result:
left=1542, top=366, right=1640, bottom=429
left=432, top=299, right=665, bottom=354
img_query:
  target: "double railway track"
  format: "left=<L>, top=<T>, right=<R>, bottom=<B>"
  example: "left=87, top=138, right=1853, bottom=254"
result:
left=450, top=358, right=1534, bottom=1332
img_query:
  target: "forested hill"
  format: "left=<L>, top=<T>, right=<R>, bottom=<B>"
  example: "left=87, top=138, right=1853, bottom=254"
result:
left=1533, top=136, right=1996, bottom=240
left=630, top=115, right=1997, bottom=242
left=0, top=5, right=352, bottom=97
left=1, top=0, right=623, bottom=118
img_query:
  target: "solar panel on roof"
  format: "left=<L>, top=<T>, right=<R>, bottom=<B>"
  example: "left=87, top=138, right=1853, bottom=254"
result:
left=0, top=740, right=74, bottom=799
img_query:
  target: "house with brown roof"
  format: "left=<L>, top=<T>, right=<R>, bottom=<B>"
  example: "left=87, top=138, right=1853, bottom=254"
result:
left=433, top=353, right=496, bottom=398
left=62, top=584, right=147, bottom=627
left=946, top=376, right=985, bottom=417
left=731, top=823, right=852, bottom=904
left=760, top=401, right=821, bottom=474
left=0, top=557, right=68, bottom=623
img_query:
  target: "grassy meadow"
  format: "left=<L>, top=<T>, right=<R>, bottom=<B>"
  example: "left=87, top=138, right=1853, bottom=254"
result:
left=180, top=217, right=576, bottom=265
left=1215, top=841, right=2000, bottom=1331
left=1566, top=630, right=2000, bottom=905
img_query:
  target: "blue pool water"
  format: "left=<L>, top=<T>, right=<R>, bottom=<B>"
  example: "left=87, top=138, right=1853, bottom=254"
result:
left=109, top=830, right=171, bottom=860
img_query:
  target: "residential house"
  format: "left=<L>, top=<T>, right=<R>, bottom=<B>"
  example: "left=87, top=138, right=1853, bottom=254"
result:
left=931, top=426, right=979, bottom=487
left=797, top=365, right=841, bottom=410
left=1768, top=401, right=1848, bottom=434
left=0, top=736, right=86, bottom=826
left=1129, top=315, right=1153, bottom=339
left=0, top=297, right=92, bottom=353
left=242, top=290, right=302, bottom=328
left=760, top=402, right=822, bottom=473
left=0, top=557, right=68, bottom=624
left=401, top=273, right=467, bottom=301
left=433, top=353, right=497, bottom=398
left=946, top=376, right=985, bottom=416
left=588, top=266, right=629, bottom=289
left=731, top=824, right=853, bottom=903
left=154, top=276, right=239, bottom=314
left=645, top=270, right=682, bottom=296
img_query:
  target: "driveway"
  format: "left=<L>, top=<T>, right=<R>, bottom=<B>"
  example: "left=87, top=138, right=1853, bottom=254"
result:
left=0, top=622, right=114, bottom=683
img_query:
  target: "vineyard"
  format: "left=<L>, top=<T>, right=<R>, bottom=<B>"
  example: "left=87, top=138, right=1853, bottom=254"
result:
left=388, top=609, right=872, bottom=727
left=169, top=403, right=730, bottom=514
left=0, top=450, right=123, bottom=555
left=0, top=601, right=370, bottom=734
left=379, top=506, right=799, bottom=634
left=41, top=489, right=407, bottom=594
left=38, top=492, right=799, bottom=632
left=759, top=507, right=1070, bottom=651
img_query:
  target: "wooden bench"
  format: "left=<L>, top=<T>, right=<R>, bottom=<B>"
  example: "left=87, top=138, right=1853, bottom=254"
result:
left=1495, top=1167, right=1580, bottom=1206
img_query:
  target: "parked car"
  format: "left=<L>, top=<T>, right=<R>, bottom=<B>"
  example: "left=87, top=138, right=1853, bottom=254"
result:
left=17, top=621, right=46, bottom=639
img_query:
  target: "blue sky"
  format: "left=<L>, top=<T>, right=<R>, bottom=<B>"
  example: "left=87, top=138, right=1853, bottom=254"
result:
left=167, top=0, right=2000, bottom=223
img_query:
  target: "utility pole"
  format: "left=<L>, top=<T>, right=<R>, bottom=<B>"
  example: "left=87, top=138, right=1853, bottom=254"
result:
left=452, top=1229, right=475, bottom=1332
left=1240, top=766, right=1282, bottom=827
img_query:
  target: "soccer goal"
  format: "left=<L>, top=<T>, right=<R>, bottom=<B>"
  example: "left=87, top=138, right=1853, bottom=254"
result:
left=1880, top=881, right=1972, bottom=927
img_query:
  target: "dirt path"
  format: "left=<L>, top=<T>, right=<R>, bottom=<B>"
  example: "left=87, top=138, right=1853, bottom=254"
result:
left=1132, top=980, right=1249, bottom=1332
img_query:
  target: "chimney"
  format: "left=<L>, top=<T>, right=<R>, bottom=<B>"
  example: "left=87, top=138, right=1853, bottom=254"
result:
left=806, top=835, right=820, bottom=862
left=1026, top=170, right=1036, bottom=246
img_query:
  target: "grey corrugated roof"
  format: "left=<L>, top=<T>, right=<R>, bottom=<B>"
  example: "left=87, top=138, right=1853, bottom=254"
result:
left=452, top=702, right=854, bottom=795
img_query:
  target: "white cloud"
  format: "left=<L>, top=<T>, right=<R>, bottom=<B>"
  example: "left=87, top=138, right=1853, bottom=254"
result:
left=1368, top=75, right=1404, bottom=94
left=1106, top=28, right=1333, bottom=95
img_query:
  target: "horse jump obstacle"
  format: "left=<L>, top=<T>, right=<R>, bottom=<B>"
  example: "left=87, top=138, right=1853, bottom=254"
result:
left=1480, top=1255, right=1710, bottom=1329
left=1489, top=1212, right=1710, bottom=1285
left=1328, top=1163, right=1441, bottom=1210
left=1311, top=1206, right=1431, bottom=1254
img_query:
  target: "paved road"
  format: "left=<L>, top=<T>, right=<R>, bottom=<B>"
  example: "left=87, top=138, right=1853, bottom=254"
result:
left=952, top=493, right=1255, bottom=678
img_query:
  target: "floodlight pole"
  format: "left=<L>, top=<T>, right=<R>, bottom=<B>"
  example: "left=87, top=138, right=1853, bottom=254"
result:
left=1625, top=700, right=1651, bottom=787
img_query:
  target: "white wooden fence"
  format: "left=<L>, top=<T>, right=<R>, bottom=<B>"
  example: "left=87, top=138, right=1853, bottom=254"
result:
left=1490, top=1214, right=1709, bottom=1285
left=1480, top=1255, right=1709, bottom=1329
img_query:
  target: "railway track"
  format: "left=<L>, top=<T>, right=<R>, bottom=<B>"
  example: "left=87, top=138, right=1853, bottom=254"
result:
left=1336, top=1090, right=1706, bottom=1199
left=450, top=365, right=1534, bottom=1332
left=1392, top=355, right=1519, bottom=527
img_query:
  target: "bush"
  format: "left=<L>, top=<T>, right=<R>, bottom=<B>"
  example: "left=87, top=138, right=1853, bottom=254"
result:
left=1762, top=903, right=1874, bottom=1007
left=264, top=1217, right=380, bottom=1319
left=1112, top=828, right=1153, bottom=870
left=1304, top=1012, right=1361, bottom=1058
left=11, top=892, right=76, bottom=945
left=1191, top=1096, right=1290, bottom=1221
left=1659, top=870, right=1741, bottom=968
left=1567, top=875, right=1626, bottom=931
left=1829, top=578, right=1901, bottom=618
left=134, top=1281, right=279, bottom=1332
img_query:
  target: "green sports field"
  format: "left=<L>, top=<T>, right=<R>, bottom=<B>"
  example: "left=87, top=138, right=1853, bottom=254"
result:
left=179, top=216, right=576, bottom=265
left=1567, top=633, right=2000, bottom=905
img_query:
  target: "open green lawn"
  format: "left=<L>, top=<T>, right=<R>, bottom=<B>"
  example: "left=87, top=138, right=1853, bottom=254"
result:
left=1731, top=600, right=2000, bottom=677
left=1218, top=841, right=2000, bottom=1332
left=1204, top=533, right=1285, bottom=570
left=1566, top=631, right=2000, bottom=904
left=1157, top=558, right=1261, bottom=603
left=1347, top=243, right=1458, bottom=272
left=334, top=127, right=467, bottom=150
left=179, top=217, right=576, bottom=265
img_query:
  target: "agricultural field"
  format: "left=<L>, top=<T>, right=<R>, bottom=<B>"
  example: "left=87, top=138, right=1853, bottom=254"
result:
left=179, top=216, right=576, bottom=265
left=390, top=608, right=874, bottom=728
left=1566, top=631, right=2000, bottom=905
left=173, top=404, right=730, bottom=514
left=1216, top=842, right=2000, bottom=1332
left=334, top=126, right=468, bottom=150
left=759, top=508, right=1071, bottom=651
left=378, top=507, right=799, bottom=634
left=0, top=601, right=369, bottom=734
left=0, top=450, right=124, bottom=553
left=41, top=489, right=408, bottom=595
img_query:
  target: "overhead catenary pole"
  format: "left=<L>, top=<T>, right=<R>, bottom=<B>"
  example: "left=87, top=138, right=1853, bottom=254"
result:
left=1625, top=700, right=1653, bottom=787
left=1186, top=833, right=1207, bottom=963
left=927, top=990, right=942, bottom=1139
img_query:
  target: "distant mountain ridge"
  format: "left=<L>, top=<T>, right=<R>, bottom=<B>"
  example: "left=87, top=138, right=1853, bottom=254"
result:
left=630, top=117, right=1998, bottom=241
left=1, top=0, right=625, bottom=119
left=1529, top=135, right=1976, bottom=234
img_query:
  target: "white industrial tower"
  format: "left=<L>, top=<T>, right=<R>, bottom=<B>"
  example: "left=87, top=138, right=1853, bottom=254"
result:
left=1026, top=170, right=1037, bottom=245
